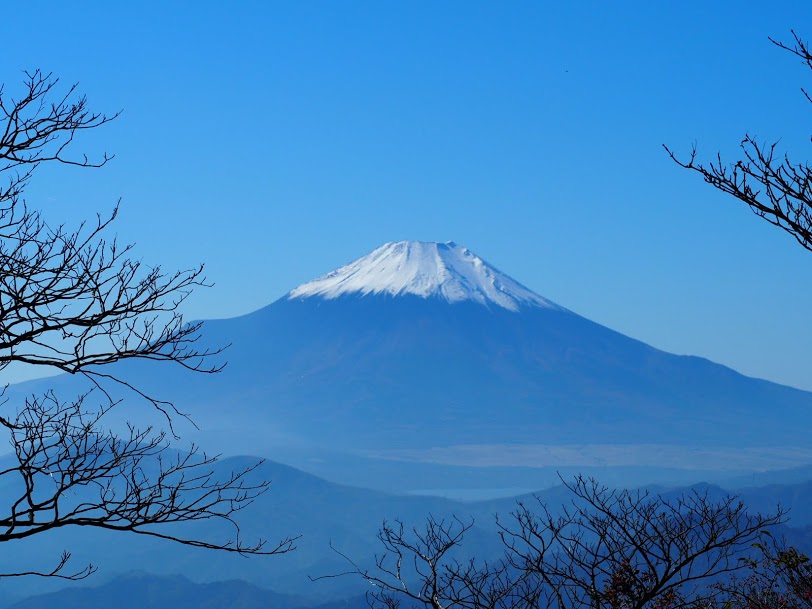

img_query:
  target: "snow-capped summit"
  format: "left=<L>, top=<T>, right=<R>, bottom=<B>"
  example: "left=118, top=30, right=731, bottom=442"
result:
left=287, top=240, right=564, bottom=312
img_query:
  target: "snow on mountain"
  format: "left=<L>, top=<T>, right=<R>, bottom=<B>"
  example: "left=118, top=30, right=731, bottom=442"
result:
left=287, top=240, right=565, bottom=312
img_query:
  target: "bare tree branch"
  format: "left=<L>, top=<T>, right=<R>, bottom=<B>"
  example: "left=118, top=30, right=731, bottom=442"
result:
left=711, top=534, right=812, bottom=609
left=496, top=476, right=782, bottom=609
left=315, top=515, right=518, bottom=609
left=0, top=70, right=293, bottom=579
left=665, top=30, right=812, bottom=253
left=327, top=477, right=783, bottom=609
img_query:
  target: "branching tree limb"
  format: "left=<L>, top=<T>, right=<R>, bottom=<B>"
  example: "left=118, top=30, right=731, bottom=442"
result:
left=660, top=28, right=812, bottom=609
left=315, top=515, right=518, bottom=609
left=497, top=476, right=782, bottom=609
left=702, top=535, right=812, bottom=609
left=665, top=30, right=812, bottom=253
left=329, top=477, right=783, bottom=609
left=0, top=70, right=294, bottom=580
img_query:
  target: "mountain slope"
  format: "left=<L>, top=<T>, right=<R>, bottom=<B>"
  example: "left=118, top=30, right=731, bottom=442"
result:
left=4, top=461, right=812, bottom=609
left=195, top=294, right=811, bottom=450
left=8, top=240, right=812, bottom=477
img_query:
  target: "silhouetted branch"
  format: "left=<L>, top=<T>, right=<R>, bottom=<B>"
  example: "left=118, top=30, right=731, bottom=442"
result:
left=329, top=477, right=783, bottom=609
left=666, top=31, right=812, bottom=253
left=315, top=515, right=517, bottom=609
left=0, top=70, right=291, bottom=579
left=497, top=476, right=783, bottom=609
left=0, top=389, right=296, bottom=576
left=0, top=550, right=96, bottom=581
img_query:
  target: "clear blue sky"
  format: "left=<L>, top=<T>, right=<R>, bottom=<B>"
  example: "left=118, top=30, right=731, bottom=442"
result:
left=3, top=1, right=812, bottom=390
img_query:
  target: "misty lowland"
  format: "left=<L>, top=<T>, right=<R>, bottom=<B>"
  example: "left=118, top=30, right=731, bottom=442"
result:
left=4, top=4, right=812, bottom=609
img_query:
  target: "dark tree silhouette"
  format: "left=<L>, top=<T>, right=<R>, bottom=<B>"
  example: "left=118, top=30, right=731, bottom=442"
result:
left=661, top=28, right=812, bottom=609
left=495, top=478, right=780, bottom=609
left=0, top=70, right=294, bottom=580
left=327, top=477, right=782, bottom=609
left=665, top=30, right=812, bottom=253
left=317, top=515, right=519, bottom=609
left=718, top=536, right=812, bottom=609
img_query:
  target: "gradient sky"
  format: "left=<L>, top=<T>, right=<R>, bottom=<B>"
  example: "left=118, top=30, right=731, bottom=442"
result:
left=4, top=1, right=812, bottom=390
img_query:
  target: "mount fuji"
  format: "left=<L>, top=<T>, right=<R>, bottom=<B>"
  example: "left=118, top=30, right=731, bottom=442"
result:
left=11, top=240, right=812, bottom=488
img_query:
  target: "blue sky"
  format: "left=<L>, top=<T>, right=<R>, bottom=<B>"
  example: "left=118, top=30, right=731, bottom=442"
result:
left=4, top=1, right=812, bottom=390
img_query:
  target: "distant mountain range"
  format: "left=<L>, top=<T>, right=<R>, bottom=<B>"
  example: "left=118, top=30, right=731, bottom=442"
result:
left=9, top=570, right=368, bottom=609
left=10, top=572, right=305, bottom=609
left=0, top=457, right=507, bottom=605
left=2, top=457, right=812, bottom=609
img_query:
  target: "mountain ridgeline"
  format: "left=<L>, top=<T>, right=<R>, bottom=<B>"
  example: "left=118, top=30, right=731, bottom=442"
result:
left=191, top=240, right=812, bottom=453
left=10, top=240, right=812, bottom=473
